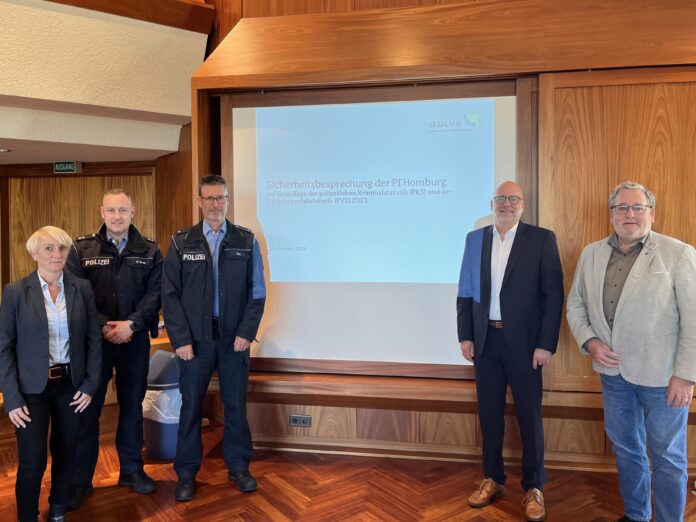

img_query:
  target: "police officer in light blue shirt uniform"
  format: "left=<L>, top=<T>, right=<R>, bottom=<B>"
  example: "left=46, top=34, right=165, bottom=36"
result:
left=162, top=175, right=266, bottom=502
left=66, top=189, right=163, bottom=509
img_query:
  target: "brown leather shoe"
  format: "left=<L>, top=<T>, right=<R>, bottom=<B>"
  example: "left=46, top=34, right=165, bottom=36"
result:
left=468, top=478, right=504, bottom=508
left=523, top=488, right=546, bottom=521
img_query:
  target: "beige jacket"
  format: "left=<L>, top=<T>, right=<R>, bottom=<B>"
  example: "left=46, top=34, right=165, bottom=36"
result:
left=566, top=232, right=696, bottom=386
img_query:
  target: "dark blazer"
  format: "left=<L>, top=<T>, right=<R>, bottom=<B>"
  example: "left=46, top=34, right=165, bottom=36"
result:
left=0, top=271, right=102, bottom=412
left=457, top=222, right=564, bottom=361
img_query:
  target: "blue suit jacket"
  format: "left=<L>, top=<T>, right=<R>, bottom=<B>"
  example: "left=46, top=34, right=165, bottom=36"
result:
left=457, top=222, right=564, bottom=361
left=0, top=271, right=102, bottom=412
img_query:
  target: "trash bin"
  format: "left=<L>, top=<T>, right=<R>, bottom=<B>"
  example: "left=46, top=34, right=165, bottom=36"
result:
left=143, top=350, right=181, bottom=460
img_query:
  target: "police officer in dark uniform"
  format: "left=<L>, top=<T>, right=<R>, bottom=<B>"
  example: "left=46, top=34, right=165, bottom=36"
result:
left=66, top=188, right=163, bottom=509
left=162, top=175, right=265, bottom=502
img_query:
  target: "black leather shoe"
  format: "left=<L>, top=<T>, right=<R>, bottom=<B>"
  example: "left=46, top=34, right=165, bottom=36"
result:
left=175, top=479, right=195, bottom=502
left=66, top=483, right=93, bottom=512
left=228, top=470, right=257, bottom=492
left=118, top=470, right=156, bottom=494
left=48, top=504, right=67, bottom=522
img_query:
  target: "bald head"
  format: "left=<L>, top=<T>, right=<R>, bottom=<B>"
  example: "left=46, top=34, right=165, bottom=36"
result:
left=491, top=181, right=525, bottom=232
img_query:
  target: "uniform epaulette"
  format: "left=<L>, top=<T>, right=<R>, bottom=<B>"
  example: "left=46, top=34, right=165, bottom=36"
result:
left=142, top=236, right=156, bottom=243
left=75, top=234, right=97, bottom=241
left=236, top=225, right=252, bottom=234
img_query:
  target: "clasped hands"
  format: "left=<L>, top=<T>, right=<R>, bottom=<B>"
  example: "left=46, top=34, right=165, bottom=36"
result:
left=102, top=320, right=133, bottom=344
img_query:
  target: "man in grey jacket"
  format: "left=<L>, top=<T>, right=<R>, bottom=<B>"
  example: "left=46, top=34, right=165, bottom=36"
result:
left=567, top=181, right=696, bottom=522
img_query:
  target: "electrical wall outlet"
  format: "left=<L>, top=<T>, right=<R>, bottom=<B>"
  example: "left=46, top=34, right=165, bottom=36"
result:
left=289, top=414, right=312, bottom=427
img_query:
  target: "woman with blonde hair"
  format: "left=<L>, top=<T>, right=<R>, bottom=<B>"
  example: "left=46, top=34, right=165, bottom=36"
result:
left=0, top=226, right=101, bottom=522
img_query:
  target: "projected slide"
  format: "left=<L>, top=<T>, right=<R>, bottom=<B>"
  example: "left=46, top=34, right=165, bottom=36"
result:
left=255, top=99, right=494, bottom=284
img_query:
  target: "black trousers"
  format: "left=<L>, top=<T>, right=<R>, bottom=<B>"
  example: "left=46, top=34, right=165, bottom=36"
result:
left=72, top=331, right=150, bottom=484
left=174, top=337, right=252, bottom=479
left=15, top=377, right=80, bottom=522
left=474, top=326, right=546, bottom=491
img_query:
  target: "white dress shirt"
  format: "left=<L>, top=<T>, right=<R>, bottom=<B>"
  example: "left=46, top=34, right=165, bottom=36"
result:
left=37, top=272, right=70, bottom=366
left=489, top=223, right=518, bottom=321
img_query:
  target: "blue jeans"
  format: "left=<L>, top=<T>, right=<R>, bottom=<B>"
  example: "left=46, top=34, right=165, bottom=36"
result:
left=601, top=373, right=688, bottom=522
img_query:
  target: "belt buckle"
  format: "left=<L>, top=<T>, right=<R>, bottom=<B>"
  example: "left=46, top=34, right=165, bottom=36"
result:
left=490, top=320, right=503, bottom=329
left=48, top=366, right=62, bottom=380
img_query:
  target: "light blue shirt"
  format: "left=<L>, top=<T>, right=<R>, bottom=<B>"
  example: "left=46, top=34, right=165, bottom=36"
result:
left=37, top=272, right=70, bottom=366
left=203, top=221, right=226, bottom=316
left=107, top=232, right=129, bottom=254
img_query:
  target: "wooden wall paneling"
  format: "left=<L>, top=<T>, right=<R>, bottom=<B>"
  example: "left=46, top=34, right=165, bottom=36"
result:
left=8, top=173, right=155, bottom=281
left=240, top=0, right=476, bottom=18
left=539, top=66, right=696, bottom=393
left=516, top=77, right=537, bottom=226
left=206, top=0, right=242, bottom=57
left=9, top=177, right=82, bottom=280
left=231, top=375, right=666, bottom=469
left=251, top=358, right=474, bottom=380
left=78, top=175, right=155, bottom=238
left=192, top=91, right=211, bottom=223
left=543, top=419, right=605, bottom=456
left=412, top=411, right=478, bottom=447
left=220, top=96, right=234, bottom=191
left=242, top=0, right=353, bottom=18
left=0, top=177, right=8, bottom=288
left=0, top=162, right=154, bottom=178
left=354, top=0, right=475, bottom=8
left=248, top=403, right=357, bottom=439
left=244, top=400, right=617, bottom=469
left=193, top=1, right=696, bottom=91
left=356, top=408, right=414, bottom=442
left=226, top=80, right=514, bottom=108
left=155, top=124, right=194, bottom=245
left=686, top=425, right=696, bottom=460
left=47, top=0, right=216, bottom=34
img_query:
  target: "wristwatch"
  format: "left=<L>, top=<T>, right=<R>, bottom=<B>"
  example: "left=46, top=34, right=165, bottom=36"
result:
left=129, top=321, right=137, bottom=332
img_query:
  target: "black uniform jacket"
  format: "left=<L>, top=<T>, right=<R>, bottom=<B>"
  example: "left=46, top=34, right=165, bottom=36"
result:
left=162, top=220, right=265, bottom=349
left=66, top=224, right=163, bottom=337
left=0, top=271, right=102, bottom=412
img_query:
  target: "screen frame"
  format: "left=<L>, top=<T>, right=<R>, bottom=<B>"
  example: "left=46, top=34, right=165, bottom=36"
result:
left=219, top=78, right=537, bottom=379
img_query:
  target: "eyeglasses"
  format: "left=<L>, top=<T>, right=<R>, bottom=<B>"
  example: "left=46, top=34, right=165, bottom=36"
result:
left=493, top=195, right=523, bottom=206
left=611, top=204, right=652, bottom=215
left=201, top=195, right=229, bottom=205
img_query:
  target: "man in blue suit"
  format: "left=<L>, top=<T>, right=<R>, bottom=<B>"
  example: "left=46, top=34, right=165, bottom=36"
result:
left=457, top=181, right=564, bottom=522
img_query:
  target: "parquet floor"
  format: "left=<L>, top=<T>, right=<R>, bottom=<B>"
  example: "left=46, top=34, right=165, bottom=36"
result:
left=0, top=405, right=694, bottom=521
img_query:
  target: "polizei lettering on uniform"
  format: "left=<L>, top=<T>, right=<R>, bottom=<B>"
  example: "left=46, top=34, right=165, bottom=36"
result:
left=82, top=257, right=112, bottom=267
left=182, top=252, right=206, bottom=262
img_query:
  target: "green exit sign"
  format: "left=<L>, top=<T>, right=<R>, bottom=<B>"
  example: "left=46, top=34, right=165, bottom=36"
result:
left=53, top=161, right=83, bottom=174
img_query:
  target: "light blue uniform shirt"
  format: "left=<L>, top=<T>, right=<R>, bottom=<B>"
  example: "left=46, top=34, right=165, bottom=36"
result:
left=203, top=221, right=226, bottom=316
left=107, top=232, right=128, bottom=254
left=37, top=272, right=70, bottom=366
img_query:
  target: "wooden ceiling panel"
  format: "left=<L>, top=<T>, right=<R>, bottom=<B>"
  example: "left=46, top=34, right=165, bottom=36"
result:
left=193, top=0, right=696, bottom=90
